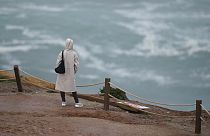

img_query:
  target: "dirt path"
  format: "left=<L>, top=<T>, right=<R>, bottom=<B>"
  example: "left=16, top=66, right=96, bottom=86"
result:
left=0, top=81, right=209, bottom=136
left=0, top=115, right=190, bottom=136
left=0, top=93, right=192, bottom=136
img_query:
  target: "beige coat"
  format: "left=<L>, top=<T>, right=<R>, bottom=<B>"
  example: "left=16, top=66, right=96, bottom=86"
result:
left=55, top=39, right=79, bottom=92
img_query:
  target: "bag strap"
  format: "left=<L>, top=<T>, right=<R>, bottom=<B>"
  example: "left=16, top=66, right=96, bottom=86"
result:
left=62, top=50, right=64, bottom=60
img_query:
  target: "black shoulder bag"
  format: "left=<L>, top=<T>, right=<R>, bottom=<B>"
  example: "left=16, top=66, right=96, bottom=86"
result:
left=55, top=50, right=65, bottom=74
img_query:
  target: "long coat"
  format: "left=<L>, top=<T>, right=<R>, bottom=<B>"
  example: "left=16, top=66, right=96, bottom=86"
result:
left=55, top=49, right=79, bottom=92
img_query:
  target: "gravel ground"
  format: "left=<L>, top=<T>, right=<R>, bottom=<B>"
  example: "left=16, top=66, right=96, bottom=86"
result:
left=0, top=81, right=209, bottom=136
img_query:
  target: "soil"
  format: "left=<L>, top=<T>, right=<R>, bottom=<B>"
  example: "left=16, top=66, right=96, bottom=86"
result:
left=0, top=81, right=209, bottom=136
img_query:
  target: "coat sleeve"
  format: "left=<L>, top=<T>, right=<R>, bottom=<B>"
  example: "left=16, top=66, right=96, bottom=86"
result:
left=74, top=52, right=79, bottom=73
left=55, top=51, right=62, bottom=67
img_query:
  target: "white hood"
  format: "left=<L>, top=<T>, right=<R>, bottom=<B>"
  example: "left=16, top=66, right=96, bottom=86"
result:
left=65, top=38, right=73, bottom=50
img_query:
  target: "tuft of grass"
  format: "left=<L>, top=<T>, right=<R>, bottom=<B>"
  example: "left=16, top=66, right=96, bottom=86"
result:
left=100, top=87, right=128, bottom=100
left=0, top=75, right=9, bottom=82
left=0, top=75, right=7, bottom=79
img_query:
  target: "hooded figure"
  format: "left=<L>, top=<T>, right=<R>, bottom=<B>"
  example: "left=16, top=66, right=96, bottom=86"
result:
left=55, top=38, right=82, bottom=107
left=55, top=38, right=79, bottom=92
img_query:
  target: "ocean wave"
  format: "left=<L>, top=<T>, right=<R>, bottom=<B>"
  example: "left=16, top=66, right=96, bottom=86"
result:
left=191, top=69, right=210, bottom=81
left=75, top=45, right=92, bottom=60
left=112, top=21, right=182, bottom=57
left=0, top=7, right=17, bottom=15
left=0, top=45, right=43, bottom=54
left=20, top=3, right=65, bottom=12
left=3, top=54, right=22, bottom=66
left=5, top=25, right=44, bottom=38
left=79, top=74, right=99, bottom=80
left=115, top=8, right=210, bottom=20
left=141, top=2, right=170, bottom=12
left=5, top=25, right=24, bottom=30
left=111, top=37, right=210, bottom=58
left=109, top=68, right=175, bottom=85
left=16, top=13, right=27, bottom=18
left=75, top=45, right=174, bottom=85
left=5, top=25, right=64, bottom=45
left=86, top=43, right=104, bottom=54
left=114, top=5, right=210, bottom=58
left=1, top=39, right=64, bottom=47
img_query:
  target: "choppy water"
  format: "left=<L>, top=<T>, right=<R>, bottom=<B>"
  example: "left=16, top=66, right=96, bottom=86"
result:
left=0, top=0, right=210, bottom=110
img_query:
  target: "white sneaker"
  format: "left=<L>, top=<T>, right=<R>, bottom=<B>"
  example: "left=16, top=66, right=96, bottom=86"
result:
left=61, top=102, right=66, bottom=107
left=75, top=103, right=83, bottom=108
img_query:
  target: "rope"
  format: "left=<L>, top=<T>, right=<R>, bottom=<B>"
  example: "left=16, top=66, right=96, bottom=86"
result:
left=20, top=68, right=104, bottom=88
left=132, top=106, right=195, bottom=118
left=25, top=80, right=96, bottom=94
left=200, top=117, right=205, bottom=122
left=25, top=80, right=57, bottom=92
left=201, top=104, right=210, bottom=117
left=0, top=78, right=16, bottom=81
left=108, top=94, right=120, bottom=101
left=20, top=69, right=54, bottom=84
left=102, top=91, right=194, bottom=118
left=76, top=82, right=104, bottom=87
left=110, top=82, right=195, bottom=107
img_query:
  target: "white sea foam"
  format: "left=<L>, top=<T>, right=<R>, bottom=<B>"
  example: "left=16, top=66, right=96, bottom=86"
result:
left=75, top=46, right=91, bottom=60
left=79, top=74, right=99, bottom=80
left=120, top=3, right=135, bottom=8
left=112, top=21, right=182, bottom=57
left=189, top=69, right=210, bottom=87
left=191, top=70, right=210, bottom=80
left=115, top=8, right=210, bottom=20
left=20, top=3, right=65, bottom=12
left=183, top=38, right=210, bottom=56
left=202, top=74, right=210, bottom=80
left=2, top=39, right=64, bottom=47
left=5, top=25, right=24, bottom=30
left=141, top=2, right=170, bottom=12
left=115, top=9, right=173, bottom=20
left=75, top=45, right=174, bottom=85
left=87, top=44, right=104, bottom=54
left=0, top=45, right=42, bottom=54
left=1, top=39, right=26, bottom=45
left=32, top=39, right=64, bottom=46
left=195, top=83, right=210, bottom=88
left=0, top=7, right=17, bottom=14
left=5, top=25, right=64, bottom=45
left=111, top=68, right=174, bottom=85
left=4, top=54, right=22, bottom=66
left=114, top=4, right=210, bottom=58
left=5, top=25, right=43, bottom=38
left=112, top=36, right=210, bottom=58
left=16, top=13, right=27, bottom=18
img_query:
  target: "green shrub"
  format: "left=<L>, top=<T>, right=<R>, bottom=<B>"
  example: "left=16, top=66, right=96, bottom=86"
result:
left=100, top=87, right=128, bottom=100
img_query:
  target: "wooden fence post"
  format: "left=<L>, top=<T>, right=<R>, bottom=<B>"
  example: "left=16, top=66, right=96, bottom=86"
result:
left=104, top=78, right=110, bottom=111
left=14, top=65, right=23, bottom=92
left=195, top=100, right=202, bottom=134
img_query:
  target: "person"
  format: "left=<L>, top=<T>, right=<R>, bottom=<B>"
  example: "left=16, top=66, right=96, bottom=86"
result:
left=55, top=38, right=83, bottom=107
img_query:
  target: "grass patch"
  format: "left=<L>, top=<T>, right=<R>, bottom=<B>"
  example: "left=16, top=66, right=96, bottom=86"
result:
left=100, top=87, right=128, bottom=100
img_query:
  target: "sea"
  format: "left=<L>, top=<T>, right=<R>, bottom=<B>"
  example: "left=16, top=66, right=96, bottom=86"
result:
left=0, top=0, right=210, bottom=111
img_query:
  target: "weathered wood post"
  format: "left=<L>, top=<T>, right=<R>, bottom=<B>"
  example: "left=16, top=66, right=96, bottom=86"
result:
left=14, top=65, right=23, bottom=92
left=195, top=100, right=202, bottom=134
left=104, top=78, right=110, bottom=111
